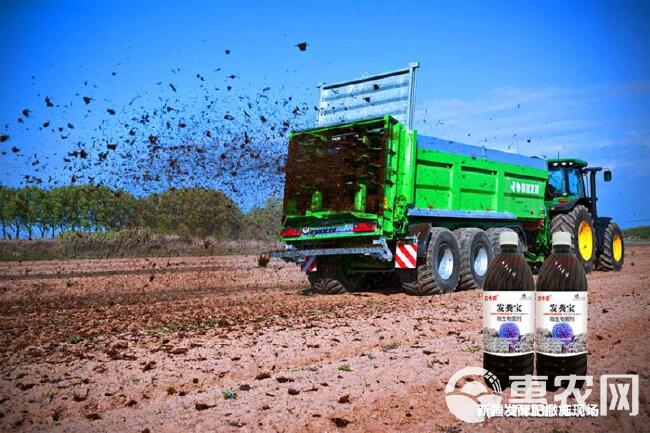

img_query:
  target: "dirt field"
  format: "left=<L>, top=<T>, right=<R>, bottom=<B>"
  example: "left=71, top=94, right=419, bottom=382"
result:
left=0, top=246, right=648, bottom=432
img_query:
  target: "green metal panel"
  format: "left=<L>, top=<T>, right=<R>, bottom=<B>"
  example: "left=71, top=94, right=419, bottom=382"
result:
left=280, top=116, right=549, bottom=245
left=414, top=160, right=452, bottom=209
left=408, top=147, right=547, bottom=223
left=384, top=116, right=414, bottom=237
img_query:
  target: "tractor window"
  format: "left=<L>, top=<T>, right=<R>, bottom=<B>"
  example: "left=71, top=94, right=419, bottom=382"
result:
left=566, top=167, right=585, bottom=196
left=546, top=166, right=585, bottom=198
left=546, top=168, right=564, bottom=198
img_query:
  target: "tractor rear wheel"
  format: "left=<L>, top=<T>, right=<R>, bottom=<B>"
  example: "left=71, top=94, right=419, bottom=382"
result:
left=596, top=221, right=624, bottom=271
left=307, top=257, right=364, bottom=295
left=551, top=205, right=595, bottom=273
left=399, top=227, right=460, bottom=295
left=454, top=228, right=493, bottom=290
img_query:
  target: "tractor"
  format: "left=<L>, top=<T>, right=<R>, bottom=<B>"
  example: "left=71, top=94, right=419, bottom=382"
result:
left=545, top=158, right=624, bottom=272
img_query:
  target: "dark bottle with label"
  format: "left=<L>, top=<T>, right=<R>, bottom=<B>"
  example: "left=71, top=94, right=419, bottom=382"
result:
left=483, top=231, right=535, bottom=388
left=536, top=231, right=588, bottom=391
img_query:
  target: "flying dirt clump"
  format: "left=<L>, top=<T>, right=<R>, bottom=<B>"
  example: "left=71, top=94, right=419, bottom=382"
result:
left=1, top=46, right=313, bottom=202
left=257, top=253, right=270, bottom=267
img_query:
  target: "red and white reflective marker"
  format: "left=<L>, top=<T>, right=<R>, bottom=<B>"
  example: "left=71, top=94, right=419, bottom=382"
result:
left=301, top=256, right=317, bottom=273
left=395, top=242, right=417, bottom=269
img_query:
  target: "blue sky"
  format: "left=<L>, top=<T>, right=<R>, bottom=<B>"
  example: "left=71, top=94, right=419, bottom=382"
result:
left=0, top=0, right=649, bottom=225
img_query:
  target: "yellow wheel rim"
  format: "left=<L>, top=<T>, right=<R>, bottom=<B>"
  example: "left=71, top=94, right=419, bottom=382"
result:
left=578, top=221, right=593, bottom=261
left=613, top=234, right=623, bottom=262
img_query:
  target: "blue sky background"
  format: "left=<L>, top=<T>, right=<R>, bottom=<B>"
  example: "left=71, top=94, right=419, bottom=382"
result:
left=0, top=0, right=649, bottom=226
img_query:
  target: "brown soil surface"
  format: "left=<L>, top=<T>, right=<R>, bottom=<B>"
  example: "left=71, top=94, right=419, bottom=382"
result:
left=0, top=246, right=648, bottom=432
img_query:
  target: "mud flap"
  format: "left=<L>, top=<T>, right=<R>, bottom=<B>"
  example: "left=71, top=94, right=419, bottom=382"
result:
left=300, top=256, right=317, bottom=273
left=394, top=239, right=418, bottom=269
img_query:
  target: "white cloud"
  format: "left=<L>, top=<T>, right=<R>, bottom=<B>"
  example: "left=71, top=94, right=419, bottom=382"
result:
left=414, top=83, right=650, bottom=224
left=414, top=81, right=650, bottom=161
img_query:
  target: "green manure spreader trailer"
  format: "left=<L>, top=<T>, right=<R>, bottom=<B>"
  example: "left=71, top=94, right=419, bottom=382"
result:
left=272, top=64, right=624, bottom=295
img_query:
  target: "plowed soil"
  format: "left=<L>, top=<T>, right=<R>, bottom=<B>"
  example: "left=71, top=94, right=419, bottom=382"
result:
left=1, top=246, right=648, bottom=432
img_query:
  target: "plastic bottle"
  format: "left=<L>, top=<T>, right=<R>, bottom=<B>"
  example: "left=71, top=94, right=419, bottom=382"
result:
left=483, top=231, right=535, bottom=388
left=536, top=231, right=588, bottom=391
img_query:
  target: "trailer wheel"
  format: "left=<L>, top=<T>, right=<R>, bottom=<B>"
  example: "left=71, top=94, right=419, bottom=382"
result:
left=308, top=274, right=347, bottom=294
left=486, top=227, right=524, bottom=256
left=307, top=257, right=364, bottom=295
left=596, top=221, right=624, bottom=271
left=400, top=227, right=460, bottom=295
left=551, top=205, right=595, bottom=273
left=454, top=228, right=493, bottom=290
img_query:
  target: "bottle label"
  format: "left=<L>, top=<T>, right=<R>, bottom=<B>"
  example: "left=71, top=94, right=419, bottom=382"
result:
left=536, top=291, right=588, bottom=356
left=483, top=291, right=535, bottom=356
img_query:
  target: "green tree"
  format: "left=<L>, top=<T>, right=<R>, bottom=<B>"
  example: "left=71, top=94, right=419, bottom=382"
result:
left=140, top=188, right=243, bottom=238
left=0, top=184, right=254, bottom=240
left=243, top=198, right=282, bottom=240
left=48, top=186, right=69, bottom=235
left=32, top=187, right=51, bottom=238
left=18, top=186, right=41, bottom=239
left=0, top=186, right=17, bottom=239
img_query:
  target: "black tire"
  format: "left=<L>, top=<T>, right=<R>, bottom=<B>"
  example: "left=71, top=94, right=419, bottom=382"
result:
left=596, top=221, right=624, bottom=271
left=550, top=204, right=595, bottom=273
left=453, top=228, right=493, bottom=290
left=399, top=227, right=460, bottom=295
left=307, top=257, right=363, bottom=295
left=485, top=227, right=524, bottom=256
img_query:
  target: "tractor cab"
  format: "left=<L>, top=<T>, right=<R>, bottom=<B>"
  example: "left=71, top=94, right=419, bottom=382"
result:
left=545, top=158, right=612, bottom=219
left=544, top=158, right=622, bottom=274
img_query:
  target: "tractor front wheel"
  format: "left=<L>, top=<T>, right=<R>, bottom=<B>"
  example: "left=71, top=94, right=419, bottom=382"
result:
left=596, top=222, right=624, bottom=271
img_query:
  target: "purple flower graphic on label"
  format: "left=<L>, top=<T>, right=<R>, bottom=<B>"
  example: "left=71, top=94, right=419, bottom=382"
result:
left=498, top=322, right=520, bottom=344
left=551, top=322, right=574, bottom=344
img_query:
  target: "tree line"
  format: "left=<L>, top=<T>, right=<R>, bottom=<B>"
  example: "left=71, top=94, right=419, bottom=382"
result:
left=0, top=185, right=281, bottom=240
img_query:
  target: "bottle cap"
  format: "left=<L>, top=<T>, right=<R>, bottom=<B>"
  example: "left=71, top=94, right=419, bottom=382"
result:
left=499, top=231, right=519, bottom=246
left=552, top=231, right=572, bottom=246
